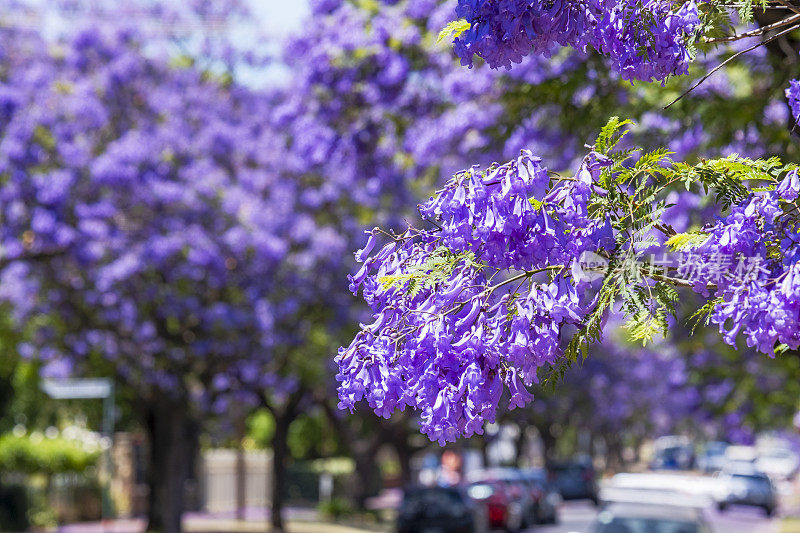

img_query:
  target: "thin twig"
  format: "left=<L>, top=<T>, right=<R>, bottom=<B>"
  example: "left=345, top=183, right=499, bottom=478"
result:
left=648, top=272, right=718, bottom=290
left=666, top=23, right=800, bottom=109
left=775, top=0, right=800, bottom=15
left=704, top=13, right=800, bottom=42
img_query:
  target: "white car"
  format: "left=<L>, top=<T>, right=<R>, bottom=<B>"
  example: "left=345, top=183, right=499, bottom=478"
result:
left=756, top=448, right=799, bottom=481
left=725, top=445, right=757, bottom=463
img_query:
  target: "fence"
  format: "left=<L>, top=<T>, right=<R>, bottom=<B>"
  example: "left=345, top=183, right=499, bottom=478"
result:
left=200, top=448, right=272, bottom=513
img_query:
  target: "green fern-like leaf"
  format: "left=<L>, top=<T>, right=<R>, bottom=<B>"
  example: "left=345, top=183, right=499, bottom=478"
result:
left=623, top=309, right=667, bottom=346
left=437, top=19, right=471, bottom=44
left=688, top=297, right=722, bottom=334
left=665, top=232, right=708, bottom=251
left=595, top=116, right=634, bottom=155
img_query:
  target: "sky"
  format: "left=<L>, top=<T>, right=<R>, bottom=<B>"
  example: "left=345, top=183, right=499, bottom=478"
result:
left=10, top=0, right=312, bottom=87
left=242, top=0, right=311, bottom=86
left=253, top=0, right=310, bottom=39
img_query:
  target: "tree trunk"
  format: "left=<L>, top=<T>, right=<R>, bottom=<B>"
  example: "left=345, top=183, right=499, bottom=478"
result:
left=514, top=426, right=528, bottom=466
left=271, top=413, right=290, bottom=532
left=235, top=413, right=247, bottom=521
left=145, top=397, right=196, bottom=533
left=317, top=400, right=384, bottom=509
left=605, top=436, right=624, bottom=473
left=479, top=435, right=490, bottom=467
left=267, top=391, right=304, bottom=532
left=538, top=424, right=557, bottom=464
left=393, top=438, right=414, bottom=486
left=352, top=445, right=382, bottom=509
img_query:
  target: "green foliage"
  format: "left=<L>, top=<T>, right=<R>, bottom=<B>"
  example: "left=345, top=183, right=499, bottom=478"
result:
left=0, top=432, right=100, bottom=475
left=437, top=19, right=471, bottom=44
left=380, top=247, right=482, bottom=297
left=671, top=155, right=793, bottom=210
left=665, top=232, right=708, bottom=251
left=731, top=0, right=768, bottom=23
left=246, top=408, right=275, bottom=448
left=623, top=309, right=667, bottom=345
left=594, top=116, right=633, bottom=155
left=687, top=296, right=722, bottom=334
left=317, top=497, right=355, bottom=521
left=288, top=413, right=328, bottom=459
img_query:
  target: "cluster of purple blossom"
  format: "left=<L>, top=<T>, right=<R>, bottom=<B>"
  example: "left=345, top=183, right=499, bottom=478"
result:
left=338, top=150, right=618, bottom=443
left=693, top=170, right=800, bottom=354
left=788, top=79, right=800, bottom=126
left=452, top=0, right=700, bottom=82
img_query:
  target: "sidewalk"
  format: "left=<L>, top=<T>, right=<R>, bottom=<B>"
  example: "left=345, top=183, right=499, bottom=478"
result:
left=55, top=508, right=389, bottom=533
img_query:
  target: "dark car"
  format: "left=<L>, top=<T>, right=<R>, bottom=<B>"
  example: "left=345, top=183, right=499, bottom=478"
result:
left=397, top=485, right=488, bottom=533
left=519, top=468, right=560, bottom=524
left=466, top=480, right=525, bottom=532
left=591, top=502, right=712, bottom=533
left=717, top=470, right=777, bottom=516
left=550, top=459, right=599, bottom=504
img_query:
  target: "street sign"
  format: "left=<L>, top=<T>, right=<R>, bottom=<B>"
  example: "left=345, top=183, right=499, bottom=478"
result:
left=41, top=378, right=113, bottom=399
left=41, top=376, right=116, bottom=519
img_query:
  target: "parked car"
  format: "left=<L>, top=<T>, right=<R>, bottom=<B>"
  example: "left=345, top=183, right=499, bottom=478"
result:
left=466, top=480, right=525, bottom=532
left=466, top=468, right=535, bottom=529
left=549, top=459, right=599, bottom=504
left=591, top=502, right=712, bottom=533
left=396, top=485, right=488, bottom=533
left=650, top=435, right=694, bottom=470
left=697, top=441, right=729, bottom=473
left=756, top=447, right=799, bottom=481
left=518, top=468, right=560, bottom=524
left=715, top=470, right=777, bottom=516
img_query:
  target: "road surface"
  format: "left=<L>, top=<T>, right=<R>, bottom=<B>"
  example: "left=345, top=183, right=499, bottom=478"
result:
left=534, top=500, right=779, bottom=533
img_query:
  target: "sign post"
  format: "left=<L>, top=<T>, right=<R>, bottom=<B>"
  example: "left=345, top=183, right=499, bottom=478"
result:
left=41, top=378, right=115, bottom=520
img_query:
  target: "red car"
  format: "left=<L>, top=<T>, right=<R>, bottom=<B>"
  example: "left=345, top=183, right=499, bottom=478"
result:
left=466, top=480, right=525, bottom=532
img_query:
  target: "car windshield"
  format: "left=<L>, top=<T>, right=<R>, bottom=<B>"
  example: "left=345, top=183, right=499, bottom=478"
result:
left=762, top=449, right=792, bottom=459
left=595, top=517, right=700, bottom=533
left=731, top=474, right=770, bottom=488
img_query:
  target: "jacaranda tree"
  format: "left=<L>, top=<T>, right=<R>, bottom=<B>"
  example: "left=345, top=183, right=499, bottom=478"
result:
left=0, top=22, right=348, bottom=532
left=338, top=0, right=800, bottom=445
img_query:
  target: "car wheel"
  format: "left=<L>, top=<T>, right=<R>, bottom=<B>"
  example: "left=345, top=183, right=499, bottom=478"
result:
left=717, top=502, right=728, bottom=512
left=530, top=506, right=540, bottom=526
left=764, top=506, right=775, bottom=517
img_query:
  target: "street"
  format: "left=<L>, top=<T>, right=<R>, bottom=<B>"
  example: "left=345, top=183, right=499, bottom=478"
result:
left=535, top=501, right=779, bottom=533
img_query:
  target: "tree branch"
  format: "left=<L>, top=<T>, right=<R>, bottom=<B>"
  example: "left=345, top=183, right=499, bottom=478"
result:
left=704, top=13, right=800, bottom=43
left=666, top=23, right=800, bottom=109
left=775, top=0, right=800, bottom=15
